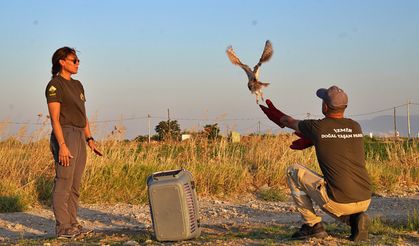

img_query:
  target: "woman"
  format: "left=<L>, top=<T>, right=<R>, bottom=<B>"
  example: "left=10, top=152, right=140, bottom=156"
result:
left=45, top=47, right=102, bottom=238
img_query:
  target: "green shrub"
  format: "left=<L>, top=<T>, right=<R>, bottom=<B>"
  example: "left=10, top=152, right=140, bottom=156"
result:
left=0, top=195, right=25, bottom=212
left=257, top=188, right=288, bottom=202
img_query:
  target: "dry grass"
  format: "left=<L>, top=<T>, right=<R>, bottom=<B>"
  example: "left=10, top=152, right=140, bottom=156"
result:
left=0, top=122, right=418, bottom=211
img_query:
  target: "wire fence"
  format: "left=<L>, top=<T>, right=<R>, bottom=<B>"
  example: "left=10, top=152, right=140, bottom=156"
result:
left=1, top=102, right=418, bottom=139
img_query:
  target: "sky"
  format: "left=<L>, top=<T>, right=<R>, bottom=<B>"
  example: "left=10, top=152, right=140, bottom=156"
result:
left=0, top=0, right=418, bottom=139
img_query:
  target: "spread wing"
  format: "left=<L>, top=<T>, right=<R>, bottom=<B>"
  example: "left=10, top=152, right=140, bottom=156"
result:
left=226, top=46, right=242, bottom=65
left=253, top=40, right=273, bottom=78
left=259, top=40, right=273, bottom=63
left=226, top=46, right=254, bottom=81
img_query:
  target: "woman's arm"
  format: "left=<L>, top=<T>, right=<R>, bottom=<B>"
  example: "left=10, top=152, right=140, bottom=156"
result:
left=84, top=118, right=93, bottom=140
left=47, top=102, right=73, bottom=166
left=84, top=118, right=102, bottom=156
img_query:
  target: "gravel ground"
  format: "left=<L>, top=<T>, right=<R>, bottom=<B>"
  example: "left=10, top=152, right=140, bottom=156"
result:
left=0, top=195, right=418, bottom=245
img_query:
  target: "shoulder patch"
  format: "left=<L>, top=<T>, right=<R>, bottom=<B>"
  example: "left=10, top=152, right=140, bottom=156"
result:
left=48, top=86, right=57, bottom=93
left=48, top=85, right=57, bottom=97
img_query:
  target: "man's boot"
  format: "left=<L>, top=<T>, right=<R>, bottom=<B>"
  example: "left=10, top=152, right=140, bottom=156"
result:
left=291, top=222, right=328, bottom=239
left=349, top=212, right=369, bottom=241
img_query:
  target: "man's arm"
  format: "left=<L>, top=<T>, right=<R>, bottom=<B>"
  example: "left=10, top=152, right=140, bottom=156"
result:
left=280, top=115, right=300, bottom=132
left=259, top=99, right=287, bottom=128
left=259, top=99, right=301, bottom=131
left=290, top=131, right=314, bottom=150
left=260, top=99, right=313, bottom=150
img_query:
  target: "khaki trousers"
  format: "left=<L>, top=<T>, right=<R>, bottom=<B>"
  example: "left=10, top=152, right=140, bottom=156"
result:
left=50, top=126, right=86, bottom=233
left=287, top=163, right=370, bottom=226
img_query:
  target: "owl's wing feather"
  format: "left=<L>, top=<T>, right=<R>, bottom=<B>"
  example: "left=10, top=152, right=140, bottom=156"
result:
left=259, top=40, right=273, bottom=63
left=253, top=40, right=273, bottom=79
left=226, top=46, right=243, bottom=65
left=227, top=46, right=254, bottom=80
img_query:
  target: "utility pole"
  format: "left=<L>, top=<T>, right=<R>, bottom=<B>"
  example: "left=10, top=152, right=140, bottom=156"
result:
left=167, top=108, right=171, bottom=140
left=407, top=101, right=411, bottom=140
left=393, top=107, right=397, bottom=139
left=148, top=114, right=151, bottom=143
left=226, top=125, right=230, bottom=137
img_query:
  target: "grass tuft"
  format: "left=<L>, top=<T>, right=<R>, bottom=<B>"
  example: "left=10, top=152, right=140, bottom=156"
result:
left=0, top=195, right=25, bottom=212
left=407, top=208, right=419, bottom=231
left=257, top=188, right=288, bottom=202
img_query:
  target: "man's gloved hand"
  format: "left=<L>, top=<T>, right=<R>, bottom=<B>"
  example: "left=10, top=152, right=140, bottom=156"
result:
left=259, top=99, right=287, bottom=128
left=290, top=131, right=314, bottom=150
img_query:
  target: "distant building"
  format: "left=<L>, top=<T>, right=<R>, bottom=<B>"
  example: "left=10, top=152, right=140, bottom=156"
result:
left=230, top=131, right=240, bottom=143
left=181, top=134, right=191, bottom=141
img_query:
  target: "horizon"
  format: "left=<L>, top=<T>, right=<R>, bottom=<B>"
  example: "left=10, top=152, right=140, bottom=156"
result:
left=1, top=112, right=418, bottom=140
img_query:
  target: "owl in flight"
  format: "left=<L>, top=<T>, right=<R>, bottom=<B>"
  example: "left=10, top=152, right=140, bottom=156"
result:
left=226, top=40, right=273, bottom=104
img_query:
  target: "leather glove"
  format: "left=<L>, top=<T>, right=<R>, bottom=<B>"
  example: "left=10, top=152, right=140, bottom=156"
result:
left=290, top=131, right=314, bottom=150
left=259, top=99, right=287, bottom=128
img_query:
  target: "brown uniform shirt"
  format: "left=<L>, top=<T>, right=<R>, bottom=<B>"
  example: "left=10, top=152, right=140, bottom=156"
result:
left=299, top=118, right=372, bottom=203
left=45, top=76, right=87, bottom=128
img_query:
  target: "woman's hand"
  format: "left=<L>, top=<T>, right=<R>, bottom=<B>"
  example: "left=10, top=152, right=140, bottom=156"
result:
left=59, top=144, right=74, bottom=166
left=88, top=140, right=103, bottom=156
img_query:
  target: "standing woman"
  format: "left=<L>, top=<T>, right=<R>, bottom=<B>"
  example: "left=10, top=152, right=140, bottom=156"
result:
left=45, top=47, right=101, bottom=238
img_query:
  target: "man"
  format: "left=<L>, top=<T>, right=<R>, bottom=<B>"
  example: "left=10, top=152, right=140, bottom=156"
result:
left=260, top=85, right=372, bottom=241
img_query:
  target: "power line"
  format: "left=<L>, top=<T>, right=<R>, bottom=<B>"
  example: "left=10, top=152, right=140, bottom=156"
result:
left=175, top=117, right=266, bottom=121
left=2, top=121, right=43, bottom=125
left=347, top=103, right=407, bottom=117
left=234, top=122, right=259, bottom=132
left=259, top=122, right=279, bottom=132
left=2, top=102, right=418, bottom=125
left=93, top=116, right=150, bottom=123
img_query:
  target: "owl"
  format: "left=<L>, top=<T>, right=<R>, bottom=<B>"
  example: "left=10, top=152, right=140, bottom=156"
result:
left=226, top=40, right=273, bottom=104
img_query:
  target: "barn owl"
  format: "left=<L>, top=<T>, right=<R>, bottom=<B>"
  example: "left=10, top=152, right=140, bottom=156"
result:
left=226, top=40, right=273, bottom=104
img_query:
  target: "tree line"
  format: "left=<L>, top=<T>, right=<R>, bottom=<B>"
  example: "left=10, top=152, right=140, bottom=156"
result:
left=134, top=120, right=221, bottom=142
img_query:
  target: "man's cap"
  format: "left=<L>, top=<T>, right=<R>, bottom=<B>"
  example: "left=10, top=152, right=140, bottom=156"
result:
left=316, top=85, right=348, bottom=108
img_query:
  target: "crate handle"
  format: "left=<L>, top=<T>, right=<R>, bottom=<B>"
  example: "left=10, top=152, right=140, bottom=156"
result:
left=152, top=169, right=183, bottom=179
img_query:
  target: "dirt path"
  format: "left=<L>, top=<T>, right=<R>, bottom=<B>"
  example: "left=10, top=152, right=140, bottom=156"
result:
left=0, top=195, right=418, bottom=245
